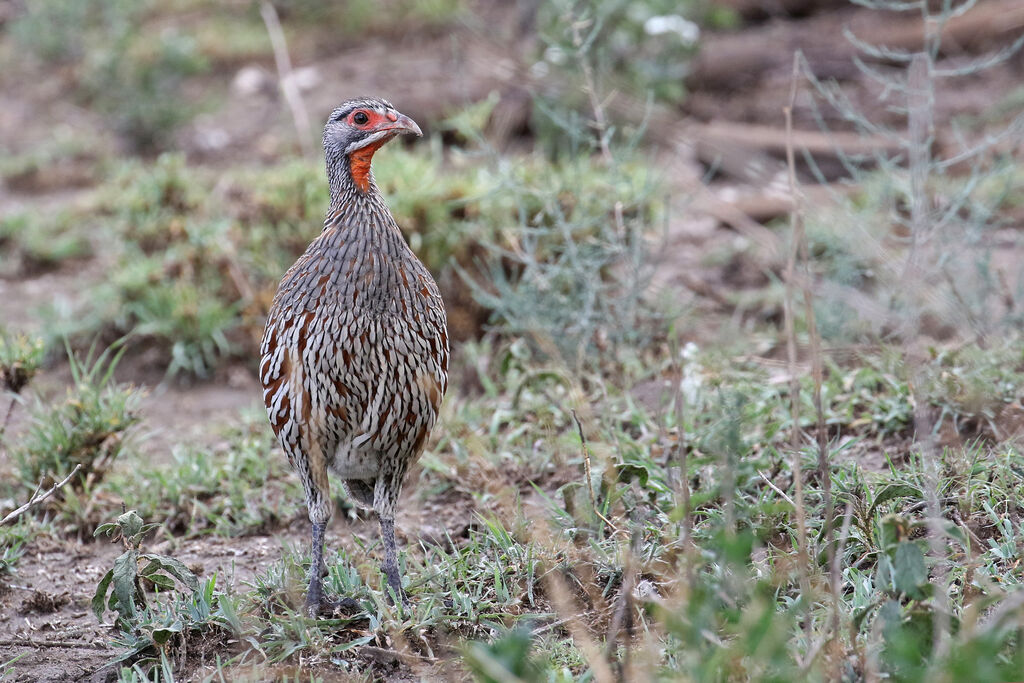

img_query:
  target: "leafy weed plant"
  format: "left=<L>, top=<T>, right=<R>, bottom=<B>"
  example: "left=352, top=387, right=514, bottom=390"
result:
left=92, top=508, right=240, bottom=672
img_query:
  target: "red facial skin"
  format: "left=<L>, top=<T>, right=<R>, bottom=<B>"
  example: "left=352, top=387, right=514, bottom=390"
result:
left=348, top=109, right=402, bottom=192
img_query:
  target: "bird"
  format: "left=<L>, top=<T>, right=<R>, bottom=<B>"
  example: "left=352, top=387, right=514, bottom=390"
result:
left=259, top=97, right=449, bottom=615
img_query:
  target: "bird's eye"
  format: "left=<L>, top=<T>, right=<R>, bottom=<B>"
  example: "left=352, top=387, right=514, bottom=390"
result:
left=353, top=111, right=369, bottom=125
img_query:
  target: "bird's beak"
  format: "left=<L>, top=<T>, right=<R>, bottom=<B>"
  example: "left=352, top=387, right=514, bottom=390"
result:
left=384, top=112, right=422, bottom=138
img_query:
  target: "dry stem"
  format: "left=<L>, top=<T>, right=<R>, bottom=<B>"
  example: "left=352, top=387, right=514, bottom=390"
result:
left=1, top=464, right=83, bottom=526
left=0, top=396, right=15, bottom=447
left=570, top=17, right=627, bottom=238
left=782, top=53, right=813, bottom=644
left=906, top=50, right=952, bottom=662
left=671, top=345, right=694, bottom=554
left=530, top=517, right=617, bottom=683
left=786, top=51, right=839, bottom=654
left=572, top=410, right=617, bottom=533
left=260, top=1, right=314, bottom=158
left=604, top=530, right=638, bottom=679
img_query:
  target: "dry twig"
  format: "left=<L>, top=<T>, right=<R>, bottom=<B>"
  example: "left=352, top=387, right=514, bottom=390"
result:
left=788, top=51, right=840, bottom=657
left=0, top=397, right=15, bottom=446
left=782, top=53, right=813, bottom=644
left=905, top=51, right=952, bottom=662
left=1, top=464, right=83, bottom=525
left=0, top=637, right=108, bottom=650
left=570, top=18, right=627, bottom=237
left=571, top=410, right=617, bottom=533
left=260, top=1, right=314, bottom=158
left=759, top=470, right=796, bottom=508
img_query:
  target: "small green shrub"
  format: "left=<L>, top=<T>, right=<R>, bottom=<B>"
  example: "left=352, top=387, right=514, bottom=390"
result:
left=7, top=0, right=105, bottom=63
left=55, top=155, right=243, bottom=376
left=92, top=509, right=199, bottom=628
left=0, top=213, right=93, bottom=278
left=464, top=153, right=663, bottom=364
left=82, top=28, right=208, bottom=152
left=12, top=343, right=141, bottom=489
left=536, top=0, right=703, bottom=107
left=8, top=0, right=208, bottom=151
left=272, top=0, right=465, bottom=37
left=0, top=330, right=45, bottom=396
left=92, top=509, right=240, bottom=672
left=464, top=627, right=553, bottom=683
left=105, top=417, right=302, bottom=537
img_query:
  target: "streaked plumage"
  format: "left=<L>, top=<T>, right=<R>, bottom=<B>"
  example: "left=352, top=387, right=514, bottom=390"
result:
left=259, top=97, right=448, bottom=613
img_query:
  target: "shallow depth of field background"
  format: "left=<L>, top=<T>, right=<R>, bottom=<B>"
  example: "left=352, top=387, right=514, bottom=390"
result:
left=1, top=0, right=1023, bottom=681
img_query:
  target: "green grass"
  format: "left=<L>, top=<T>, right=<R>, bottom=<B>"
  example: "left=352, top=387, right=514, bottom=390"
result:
left=29, top=132, right=663, bottom=377
left=0, top=520, right=35, bottom=589
left=0, top=212, right=93, bottom=278
left=2, top=4, right=1023, bottom=676
left=10, top=343, right=141, bottom=491
left=410, top=334, right=1024, bottom=680
left=100, top=333, right=1014, bottom=681
left=7, top=0, right=208, bottom=152
left=105, top=416, right=303, bottom=538
left=7, top=227, right=1024, bottom=681
left=3, top=406, right=302, bottom=540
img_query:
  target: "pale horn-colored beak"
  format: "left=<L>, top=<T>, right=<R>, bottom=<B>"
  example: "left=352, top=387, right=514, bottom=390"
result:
left=387, top=112, right=422, bottom=137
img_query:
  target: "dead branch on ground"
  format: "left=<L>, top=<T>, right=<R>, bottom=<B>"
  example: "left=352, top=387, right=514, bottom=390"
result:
left=1, top=464, right=83, bottom=526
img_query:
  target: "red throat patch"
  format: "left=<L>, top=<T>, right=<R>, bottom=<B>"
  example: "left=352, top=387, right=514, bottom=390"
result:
left=349, top=137, right=391, bottom=193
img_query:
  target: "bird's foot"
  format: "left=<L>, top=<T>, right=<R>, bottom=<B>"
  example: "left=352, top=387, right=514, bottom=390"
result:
left=310, top=595, right=361, bottom=617
left=384, top=590, right=411, bottom=608
left=382, top=567, right=409, bottom=608
left=305, top=584, right=361, bottom=617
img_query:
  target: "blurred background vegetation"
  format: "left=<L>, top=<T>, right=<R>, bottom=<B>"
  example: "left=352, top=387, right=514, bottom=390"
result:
left=1, top=0, right=1023, bottom=680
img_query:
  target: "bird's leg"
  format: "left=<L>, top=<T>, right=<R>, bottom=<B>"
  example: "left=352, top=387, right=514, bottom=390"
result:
left=295, top=443, right=333, bottom=616
left=303, top=517, right=361, bottom=617
left=305, top=520, right=327, bottom=616
left=378, top=515, right=407, bottom=606
left=305, top=519, right=361, bottom=615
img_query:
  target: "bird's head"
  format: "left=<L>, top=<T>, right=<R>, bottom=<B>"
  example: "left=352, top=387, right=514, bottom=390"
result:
left=323, top=97, right=422, bottom=193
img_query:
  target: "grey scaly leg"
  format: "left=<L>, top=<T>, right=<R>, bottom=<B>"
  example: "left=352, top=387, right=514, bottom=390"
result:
left=305, top=519, right=360, bottom=616
left=378, top=515, right=406, bottom=605
left=305, top=520, right=327, bottom=616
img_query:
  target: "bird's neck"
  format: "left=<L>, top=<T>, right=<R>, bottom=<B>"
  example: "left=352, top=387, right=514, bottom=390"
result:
left=325, top=154, right=393, bottom=231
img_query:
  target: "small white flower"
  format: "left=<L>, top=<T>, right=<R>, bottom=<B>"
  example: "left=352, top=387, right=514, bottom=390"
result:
left=680, top=342, right=702, bottom=405
left=544, top=46, right=567, bottom=65
left=633, top=579, right=660, bottom=601
left=643, top=15, right=700, bottom=46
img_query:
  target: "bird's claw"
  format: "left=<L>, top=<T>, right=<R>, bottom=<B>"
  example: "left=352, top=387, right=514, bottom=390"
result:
left=305, top=592, right=361, bottom=617
left=385, top=590, right=411, bottom=608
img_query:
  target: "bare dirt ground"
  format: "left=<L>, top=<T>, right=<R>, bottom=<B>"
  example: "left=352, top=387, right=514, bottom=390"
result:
left=0, top=491, right=480, bottom=681
left=1, top=1, right=1022, bottom=680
